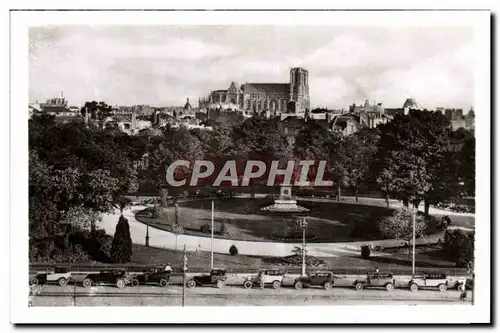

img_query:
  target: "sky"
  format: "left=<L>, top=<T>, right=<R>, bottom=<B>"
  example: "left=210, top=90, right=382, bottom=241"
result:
left=29, top=25, right=475, bottom=110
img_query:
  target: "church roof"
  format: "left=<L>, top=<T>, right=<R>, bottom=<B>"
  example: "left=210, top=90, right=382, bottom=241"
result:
left=241, top=83, right=290, bottom=94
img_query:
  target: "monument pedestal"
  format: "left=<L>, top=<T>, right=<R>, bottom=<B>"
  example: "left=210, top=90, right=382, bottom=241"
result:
left=261, top=185, right=309, bottom=213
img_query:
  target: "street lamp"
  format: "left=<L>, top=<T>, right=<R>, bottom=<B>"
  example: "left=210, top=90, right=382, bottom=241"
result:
left=412, top=205, right=416, bottom=277
left=300, top=218, right=308, bottom=276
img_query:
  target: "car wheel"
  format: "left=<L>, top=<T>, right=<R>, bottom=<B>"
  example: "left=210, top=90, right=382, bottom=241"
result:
left=386, top=283, right=395, bottom=291
left=355, top=283, right=364, bottom=291
left=324, top=282, right=332, bottom=290
left=216, top=280, right=225, bottom=289
left=438, top=284, right=447, bottom=292
left=131, top=279, right=139, bottom=287
left=58, top=277, right=67, bottom=287
left=30, top=278, right=39, bottom=286
left=243, top=280, right=253, bottom=289
left=82, top=278, right=92, bottom=288
left=410, top=283, right=419, bottom=292
left=294, top=281, right=303, bottom=290
left=187, top=280, right=196, bottom=288
left=116, top=279, right=126, bottom=289
left=159, top=279, right=168, bottom=287
left=272, top=280, right=281, bottom=289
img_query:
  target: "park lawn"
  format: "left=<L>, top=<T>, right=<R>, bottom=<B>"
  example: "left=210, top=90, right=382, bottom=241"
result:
left=128, top=242, right=462, bottom=274
left=30, top=240, right=464, bottom=275
left=136, top=198, right=395, bottom=243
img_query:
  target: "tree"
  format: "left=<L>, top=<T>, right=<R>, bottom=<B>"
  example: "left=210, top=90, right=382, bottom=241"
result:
left=116, top=197, right=132, bottom=214
left=29, top=117, right=140, bottom=262
left=146, top=127, right=205, bottom=206
left=232, top=116, right=293, bottom=162
left=335, top=129, right=379, bottom=202
left=80, top=100, right=113, bottom=127
left=375, top=111, right=458, bottom=209
left=377, top=208, right=427, bottom=257
left=110, top=215, right=132, bottom=263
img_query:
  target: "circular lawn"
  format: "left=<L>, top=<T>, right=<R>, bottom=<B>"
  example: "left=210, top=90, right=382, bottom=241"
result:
left=135, top=198, right=395, bottom=243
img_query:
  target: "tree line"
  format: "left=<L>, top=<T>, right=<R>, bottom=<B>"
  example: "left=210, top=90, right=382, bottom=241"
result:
left=28, top=108, right=474, bottom=262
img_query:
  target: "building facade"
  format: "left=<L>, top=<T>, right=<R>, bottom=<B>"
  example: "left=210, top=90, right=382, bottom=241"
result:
left=199, top=67, right=310, bottom=118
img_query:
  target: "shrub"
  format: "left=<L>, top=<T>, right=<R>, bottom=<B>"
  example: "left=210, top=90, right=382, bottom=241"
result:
left=171, top=224, right=184, bottom=234
left=229, top=245, right=238, bottom=255
left=110, top=215, right=132, bottom=263
left=200, top=224, right=211, bottom=234
left=361, top=245, right=371, bottom=259
left=444, top=229, right=474, bottom=268
left=219, top=220, right=228, bottom=235
left=378, top=208, right=426, bottom=256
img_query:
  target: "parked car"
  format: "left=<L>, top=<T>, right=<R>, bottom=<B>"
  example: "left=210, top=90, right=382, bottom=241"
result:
left=294, top=271, right=335, bottom=290
left=30, top=267, right=73, bottom=287
left=354, top=273, right=396, bottom=291
left=135, top=268, right=172, bottom=287
left=409, top=272, right=449, bottom=292
left=81, top=269, right=132, bottom=289
left=187, top=269, right=227, bottom=289
left=243, top=269, right=284, bottom=289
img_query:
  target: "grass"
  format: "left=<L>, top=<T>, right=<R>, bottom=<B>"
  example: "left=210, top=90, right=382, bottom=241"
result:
left=136, top=198, right=395, bottom=243
left=30, top=237, right=468, bottom=275
left=126, top=242, right=468, bottom=274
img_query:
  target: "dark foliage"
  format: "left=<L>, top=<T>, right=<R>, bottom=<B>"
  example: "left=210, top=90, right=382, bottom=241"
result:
left=110, top=215, right=133, bottom=263
left=444, top=229, right=474, bottom=268
left=361, top=245, right=371, bottom=259
left=229, top=245, right=238, bottom=255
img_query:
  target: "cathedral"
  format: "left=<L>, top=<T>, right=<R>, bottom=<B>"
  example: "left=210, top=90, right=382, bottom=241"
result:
left=199, top=67, right=310, bottom=118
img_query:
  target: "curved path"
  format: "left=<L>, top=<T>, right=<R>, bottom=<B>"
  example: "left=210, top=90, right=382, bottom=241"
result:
left=101, top=195, right=474, bottom=257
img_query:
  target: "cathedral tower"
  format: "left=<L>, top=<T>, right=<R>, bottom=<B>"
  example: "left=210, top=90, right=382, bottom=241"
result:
left=289, top=67, right=310, bottom=114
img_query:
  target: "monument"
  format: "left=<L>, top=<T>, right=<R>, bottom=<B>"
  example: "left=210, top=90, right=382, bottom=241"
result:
left=261, top=185, right=309, bottom=213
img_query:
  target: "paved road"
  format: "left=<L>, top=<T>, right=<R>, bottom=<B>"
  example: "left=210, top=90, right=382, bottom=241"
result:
left=30, top=284, right=472, bottom=306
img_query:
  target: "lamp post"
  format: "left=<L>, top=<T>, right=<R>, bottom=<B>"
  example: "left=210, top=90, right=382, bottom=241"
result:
left=211, top=200, right=214, bottom=270
left=300, top=218, right=308, bottom=276
left=182, top=245, right=187, bottom=307
left=412, top=205, right=416, bottom=277
left=145, top=225, right=149, bottom=247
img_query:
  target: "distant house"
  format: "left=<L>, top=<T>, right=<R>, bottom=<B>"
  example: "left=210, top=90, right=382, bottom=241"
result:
left=115, top=113, right=152, bottom=135
left=358, top=111, right=392, bottom=129
left=330, top=114, right=362, bottom=137
left=33, top=95, right=83, bottom=123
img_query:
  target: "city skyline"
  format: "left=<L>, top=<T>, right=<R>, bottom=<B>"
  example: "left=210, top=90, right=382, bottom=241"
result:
left=29, top=25, right=474, bottom=110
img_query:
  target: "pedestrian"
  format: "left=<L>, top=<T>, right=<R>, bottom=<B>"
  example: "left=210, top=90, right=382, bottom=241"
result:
left=259, top=271, right=264, bottom=289
left=459, top=280, right=467, bottom=302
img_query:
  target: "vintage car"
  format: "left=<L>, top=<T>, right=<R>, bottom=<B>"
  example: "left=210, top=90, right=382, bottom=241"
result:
left=134, top=268, right=172, bottom=287
left=354, top=273, right=396, bottom=291
left=187, top=269, right=227, bottom=289
left=294, top=271, right=335, bottom=290
left=81, top=269, right=132, bottom=289
left=409, top=272, right=449, bottom=292
left=243, top=269, right=284, bottom=289
left=30, top=267, right=73, bottom=287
